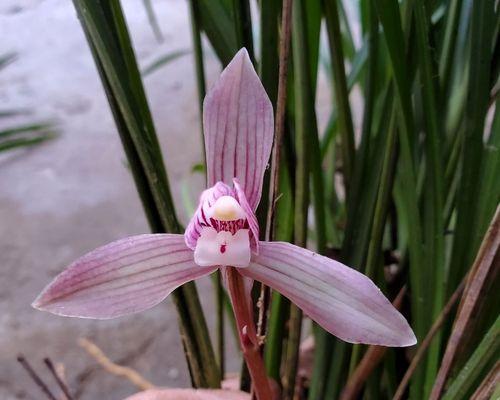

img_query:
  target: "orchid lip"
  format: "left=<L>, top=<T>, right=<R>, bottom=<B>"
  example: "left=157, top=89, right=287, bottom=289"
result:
left=194, top=227, right=251, bottom=268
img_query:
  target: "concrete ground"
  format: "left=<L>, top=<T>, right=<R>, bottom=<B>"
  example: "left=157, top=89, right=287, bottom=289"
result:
left=0, top=1, right=239, bottom=399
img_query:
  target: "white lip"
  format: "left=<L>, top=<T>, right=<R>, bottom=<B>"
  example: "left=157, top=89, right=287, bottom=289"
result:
left=194, top=227, right=251, bottom=268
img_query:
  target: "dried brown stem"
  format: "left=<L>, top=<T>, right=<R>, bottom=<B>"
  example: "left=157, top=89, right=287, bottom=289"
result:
left=78, top=338, right=155, bottom=390
left=44, top=358, right=74, bottom=400
left=17, top=355, right=57, bottom=400
left=470, top=361, right=500, bottom=400
left=430, top=206, right=500, bottom=400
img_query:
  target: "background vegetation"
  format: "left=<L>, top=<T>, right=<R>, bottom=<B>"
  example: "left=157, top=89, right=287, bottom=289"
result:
left=64, top=0, right=499, bottom=398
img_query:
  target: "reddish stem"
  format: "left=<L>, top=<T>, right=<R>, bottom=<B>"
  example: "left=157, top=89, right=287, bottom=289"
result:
left=226, top=267, right=273, bottom=400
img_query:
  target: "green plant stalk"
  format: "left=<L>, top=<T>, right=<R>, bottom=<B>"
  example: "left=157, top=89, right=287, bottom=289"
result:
left=320, top=41, right=370, bottom=159
left=474, top=103, right=500, bottom=249
left=142, top=0, right=163, bottom=42
left=442, top=315, right=500, bottom=400
left=314, top=5, right=377, bottom=392
left=308, top=99, right=326, bottom=255
left=259, top=0, right=279, bottom=107
left=324, top=342, right=349, bottom=398
left=341, top=3, right=384, bottom=275
left=264, top=150, right=295, bottom=381
left=256, top=0, right=280, bottom=233
left=197, top=0, right=238, bottom=65
left=337, top=0, right=356, bottom=61
left=210, top=271, right=224, bottom=378
left=413, top=2, right=446, bottom=396
left=232, top=0, right=255, bottom=62
left=0, top=135, right=55, bottom=152
left=438, top=0, right=463, bottom=100
left=373, top=1, right=428, bottom=395
left=308, top=323, right=334, bottom=400
left=325, top=37, right=398, bottom=400
left=264, top=291, right=290, bottom=380
left=349, top=104, right=398, bottom=375
left=282, top=1, right=313, bottom=398
left=72, top=0, right=219, bottom=388
left=188, top=0, right=207, bottom=167
left=141, top=49, right=190, bottom=76
left=448, top=0, right=494, bottom=299
left=0, top=122, right=53, bottom=138
left=322, top=0, right=355, bottom=192
left=260, top=0, right=292, bottom=385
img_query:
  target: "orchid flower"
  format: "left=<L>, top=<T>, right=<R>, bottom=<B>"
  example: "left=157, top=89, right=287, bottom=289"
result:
left=33, top=49, right=416, bottom=399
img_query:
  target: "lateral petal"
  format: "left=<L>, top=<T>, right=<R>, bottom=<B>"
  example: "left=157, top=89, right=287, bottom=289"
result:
left=33, top=234, right=217, bottom=319
left=240, top=242, right=417, bottom=347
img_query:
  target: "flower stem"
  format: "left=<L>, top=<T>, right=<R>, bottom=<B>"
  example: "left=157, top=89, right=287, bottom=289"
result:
left=226, top=267, right=274, bottom=400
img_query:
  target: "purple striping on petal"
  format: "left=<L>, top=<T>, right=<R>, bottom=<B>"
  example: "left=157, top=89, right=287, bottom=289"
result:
left=48, top=253, right=195, bottom=302
left=203, top=48, right=273, bottom=211
left=240, top=241, right=416, bottom=347
left=34, top=234, right=218, bottom=319
left=256, top=247, right=401, bottom=320
left=51, top=239, right=188, bottom=289
left=234, top=179, right=259, bottom=253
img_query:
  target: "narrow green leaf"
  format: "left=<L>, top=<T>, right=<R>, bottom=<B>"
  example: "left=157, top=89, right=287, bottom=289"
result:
left=0, top=123, right=53, bottom=139
left=231, top=0, right=254, bottom=61
left=197, top=0, right=238, bottom=65
left=323, top=0, right=356, bottom=191
left=141, top=49, right=190, bottom=76
left=0, top=134, right=55, bottom=152
left=142, top=0, right=163, bottom=43
left=0, top=52, right=16, bottom=70
left=413, top=2, right=446, bottom=395
left=448, top=0, right=495, bottom=294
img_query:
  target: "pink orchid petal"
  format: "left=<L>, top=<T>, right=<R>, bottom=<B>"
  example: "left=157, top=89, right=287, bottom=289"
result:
left=241, top=242, right=417, bottom=347
left=33, top=234, right=216, bottom=319
left=125, top=388, right=251, bottom=400
left=233, top=178, right=259, bottom=252
left=204, top=48, right=274, bottom=211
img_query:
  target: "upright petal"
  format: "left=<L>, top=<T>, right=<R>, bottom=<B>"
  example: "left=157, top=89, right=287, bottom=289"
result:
left=33, top=234, right=217, bottom=319
left=204, top=48, right=274, bottom=210
left=234, top=178, right=259, bottom=252
left=240, top=242, right=416, bottom=347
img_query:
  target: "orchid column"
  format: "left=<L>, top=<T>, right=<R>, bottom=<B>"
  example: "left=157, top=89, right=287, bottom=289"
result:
left=34, top=49, right=416, bottom=400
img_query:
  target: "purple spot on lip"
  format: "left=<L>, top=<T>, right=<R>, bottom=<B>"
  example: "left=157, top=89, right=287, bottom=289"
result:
left=220, top=244, right=227, bottom=253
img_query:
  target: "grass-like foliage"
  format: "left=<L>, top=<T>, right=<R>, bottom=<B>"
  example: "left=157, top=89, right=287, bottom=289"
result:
left=69, top=0, right=499, bottom=399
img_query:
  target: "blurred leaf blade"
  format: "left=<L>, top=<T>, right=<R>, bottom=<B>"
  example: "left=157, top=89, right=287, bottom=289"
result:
left=142, top=49, right=190, bottom=76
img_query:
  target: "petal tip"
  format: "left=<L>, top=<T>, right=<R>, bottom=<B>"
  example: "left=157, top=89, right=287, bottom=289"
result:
left=235, top=47, right=250, bottom=62
left=31, top=290, right=49, bottom=311
left=401, top=330, right=418, bottom=347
